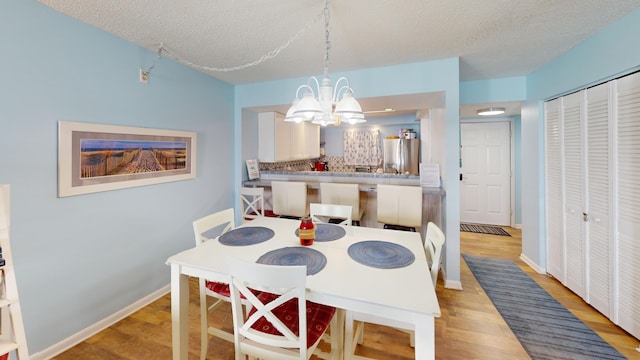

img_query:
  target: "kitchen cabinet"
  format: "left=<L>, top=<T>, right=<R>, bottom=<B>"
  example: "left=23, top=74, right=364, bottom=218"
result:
left=305, top=122, right=320, bottom=158
left=258, top=112, right=320, bottom=162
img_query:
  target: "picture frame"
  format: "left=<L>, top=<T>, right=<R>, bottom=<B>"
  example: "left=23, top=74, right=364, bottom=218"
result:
left=58, top=121, right=197, bottom=197
left=246, top=159, right=259, bottom=180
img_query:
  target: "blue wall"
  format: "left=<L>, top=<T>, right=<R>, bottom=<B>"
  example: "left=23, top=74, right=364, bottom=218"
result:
left=460, top=76, right=526, bottom=104
left=1, top=1, right=235, bottom=355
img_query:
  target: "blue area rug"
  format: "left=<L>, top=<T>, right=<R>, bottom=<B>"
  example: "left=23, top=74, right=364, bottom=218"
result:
left=462, top=254, right=626, bottom=360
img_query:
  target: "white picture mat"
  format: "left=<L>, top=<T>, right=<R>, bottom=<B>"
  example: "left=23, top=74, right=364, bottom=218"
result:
left=58, top=121, right=197, bottom=197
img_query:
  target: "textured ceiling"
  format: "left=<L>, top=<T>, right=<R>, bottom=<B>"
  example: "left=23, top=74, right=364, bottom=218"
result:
left=36, top=0, right=640, bottom=116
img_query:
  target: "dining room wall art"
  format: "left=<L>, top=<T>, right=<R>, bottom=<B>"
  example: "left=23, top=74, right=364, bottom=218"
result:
left=58, top=121, right=197, bottom=197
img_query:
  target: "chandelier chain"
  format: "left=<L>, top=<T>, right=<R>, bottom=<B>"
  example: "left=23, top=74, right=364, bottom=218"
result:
left=323, top=0, right=331, bottom=78
left=158, top=5, right=324, bottom=73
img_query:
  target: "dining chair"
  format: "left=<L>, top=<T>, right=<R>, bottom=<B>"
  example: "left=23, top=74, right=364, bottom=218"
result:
left=239, top=186, right=265, bottom=223
left=376, top=184, right=422, bottom=232
left=344, top=222, right=445, bottom=358
left=271, top=181, right=309, bottom=219
left=319, top=183, right=366, bottom=225
left=310, top=203, right=353, bottom=226
left=192, top=208, right=240, bottom=360
left=226, top=257, right=340, bottom=360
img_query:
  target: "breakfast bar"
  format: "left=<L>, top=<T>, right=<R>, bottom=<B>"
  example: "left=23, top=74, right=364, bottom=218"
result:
left=243, top=170, right=446, bottom=233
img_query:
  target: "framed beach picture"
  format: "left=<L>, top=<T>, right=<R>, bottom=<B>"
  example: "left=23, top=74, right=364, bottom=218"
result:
left=58, top=121, right=197, bottom=197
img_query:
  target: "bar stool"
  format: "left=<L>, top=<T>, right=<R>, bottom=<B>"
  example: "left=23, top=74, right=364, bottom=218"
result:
left=239, top=187, right=264, bottom=223
left=320, top=183, right=366, bottom=226
left=271, top=181, right=309, bottom=219
left=376, top=184, right=422, bottom=232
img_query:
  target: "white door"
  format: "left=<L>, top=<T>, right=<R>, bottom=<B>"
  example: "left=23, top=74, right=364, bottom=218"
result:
left=545, top=98, right=565, bottom=282
left=584, top=82, right=611, bottom=316
left=460, top=122, right=511, bottom=226
left=562, top=91, right=585, bottom=298
left=614, top=71, right=640, bottom=336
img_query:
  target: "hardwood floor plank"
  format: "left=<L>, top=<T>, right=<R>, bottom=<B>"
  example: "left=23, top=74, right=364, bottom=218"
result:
left=53, top=227, right=639, bottom=359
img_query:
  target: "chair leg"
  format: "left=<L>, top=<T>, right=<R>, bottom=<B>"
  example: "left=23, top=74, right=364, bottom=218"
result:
left=332, top=309, right=344, bottom=360
left=356, top=321, right=364, bottom=344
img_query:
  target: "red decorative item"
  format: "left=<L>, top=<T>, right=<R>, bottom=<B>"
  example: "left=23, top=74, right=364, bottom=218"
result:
left=299, top=217, right=315, bottom=246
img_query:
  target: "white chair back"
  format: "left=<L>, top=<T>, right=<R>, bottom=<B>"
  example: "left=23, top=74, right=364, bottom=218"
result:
left=376, top=184, right=422, bottom=229
left=227, top=257, right=335, bottom=360
left=319, top=183, right=365, bottom=222
left=240, top=187, right=264, bottom=223
left=310, top=203, right=353, bottom=226
left=193, top=208, right=235, bottom=246
left=192, top=207, right=237, bottom=356
left=272, top=181, right=308, bottom=218
left=425, top=222, right=445, bottom=287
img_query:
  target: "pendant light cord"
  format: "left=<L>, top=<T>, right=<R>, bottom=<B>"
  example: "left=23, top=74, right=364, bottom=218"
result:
left=157, top=5, right=325, bottom=73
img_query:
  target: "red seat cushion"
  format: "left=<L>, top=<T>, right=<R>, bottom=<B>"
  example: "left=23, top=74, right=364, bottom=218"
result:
left=206, top=281, right=260, bottom=299
left=264, top=209, right=278, bottom=217
left=248, top=292, right=336, bottom=348
left=205, top=281, right=232, bottom=297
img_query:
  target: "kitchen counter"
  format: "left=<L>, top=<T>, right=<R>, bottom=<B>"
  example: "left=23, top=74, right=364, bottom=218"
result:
left=244, top=170, right=444, bottom=194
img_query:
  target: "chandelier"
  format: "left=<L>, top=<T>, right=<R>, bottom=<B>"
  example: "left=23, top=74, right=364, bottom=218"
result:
left=284, top=0, right=365, bottom=126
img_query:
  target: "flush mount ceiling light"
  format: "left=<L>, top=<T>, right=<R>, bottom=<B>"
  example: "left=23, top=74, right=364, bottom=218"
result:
left=285, top=0, right=365, bottom=126
left=477, top=107, right=506, bottom=116
left=364, top=108, right=396, bottom=114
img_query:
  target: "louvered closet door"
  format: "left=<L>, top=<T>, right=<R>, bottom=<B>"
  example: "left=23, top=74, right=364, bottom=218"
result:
left=545, top=99, right=564, bottom=282
left=584, top=82, right=612, bottom=316
left=562, top=92, right=585, bottom=298
left=614, top=71, right=640, bottom=339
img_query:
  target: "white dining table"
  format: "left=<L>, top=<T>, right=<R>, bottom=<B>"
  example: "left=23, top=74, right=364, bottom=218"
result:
left=166, top=216, right=441, bottom=359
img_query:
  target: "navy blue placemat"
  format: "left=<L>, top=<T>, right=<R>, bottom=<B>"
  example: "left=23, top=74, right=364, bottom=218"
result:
left=348, top=240, right=415, bottom=269
left=256, top=247, right=327, bottom=275
left=218, top=226, right=274, bottom=246
left=294, top=223, right=346, bottom=242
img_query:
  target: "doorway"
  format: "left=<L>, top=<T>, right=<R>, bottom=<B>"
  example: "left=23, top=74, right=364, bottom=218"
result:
left=460, top=121, right=512, bottom=226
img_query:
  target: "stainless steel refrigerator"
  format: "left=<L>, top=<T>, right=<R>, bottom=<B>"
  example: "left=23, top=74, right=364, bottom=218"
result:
left=383, top=139, right=420, bottom=175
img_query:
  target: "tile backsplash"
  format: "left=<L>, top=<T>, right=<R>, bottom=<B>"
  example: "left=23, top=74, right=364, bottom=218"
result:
left=258, top=156, right=365, bottom=173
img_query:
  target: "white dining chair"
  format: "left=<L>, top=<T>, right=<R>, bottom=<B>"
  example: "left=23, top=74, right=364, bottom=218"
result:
left=239, top=186, right=265, bottom=223
left=320, top=183, right=366, bottom=226
left=310, top=203, right=353, bottom=226
left=344, top=222, right=445, bottom=358
left=376, top=184, right=423, bottom=232
left=226, top=257, right=339, bottom=360
left=271, top=181, right=309, bottom=219
left=192, top=208, right=241, bottom=359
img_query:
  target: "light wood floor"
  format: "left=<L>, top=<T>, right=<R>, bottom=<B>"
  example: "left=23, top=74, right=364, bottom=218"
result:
left=53, top=227, right=639, bottom=359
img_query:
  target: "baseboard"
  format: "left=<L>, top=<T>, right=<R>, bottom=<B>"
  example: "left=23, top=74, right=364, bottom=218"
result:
left=441, top=269, right=463, bottom=290
left=444, top=279, right=463, bottom=290
left=519, top=253, right=546, bottom=274
left=30, top=284, right=170, bottom=360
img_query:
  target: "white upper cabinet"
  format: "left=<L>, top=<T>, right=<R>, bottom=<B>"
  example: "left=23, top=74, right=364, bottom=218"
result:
left=258, top=112, right=320, bottom=162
